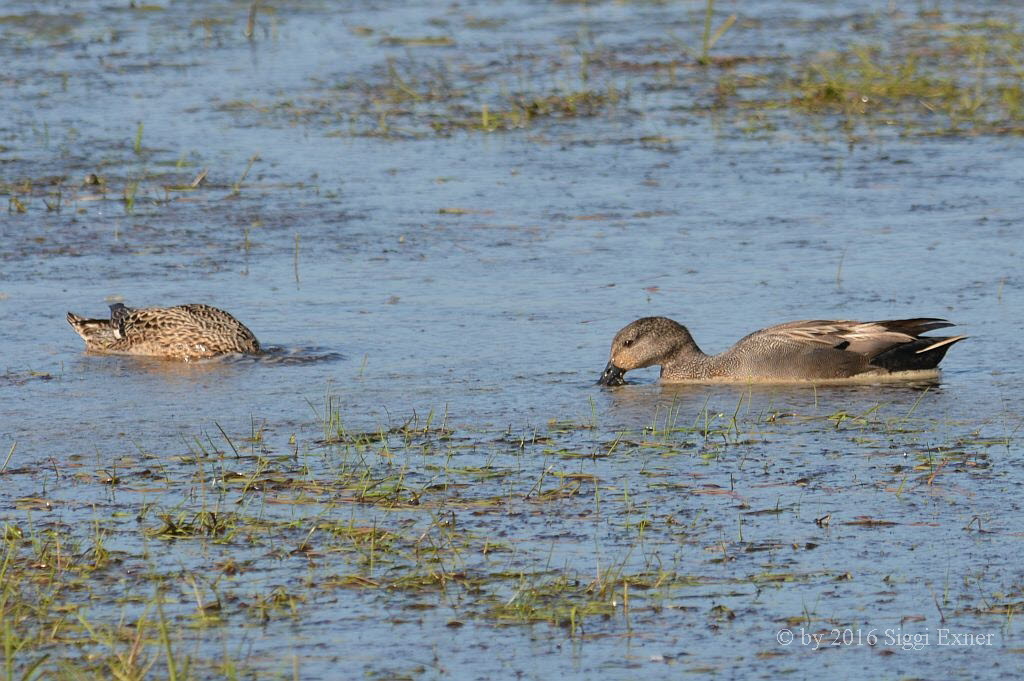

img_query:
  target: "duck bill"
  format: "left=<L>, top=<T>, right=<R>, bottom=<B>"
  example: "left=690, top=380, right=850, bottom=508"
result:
left=597, top=361, right=627, bottom=386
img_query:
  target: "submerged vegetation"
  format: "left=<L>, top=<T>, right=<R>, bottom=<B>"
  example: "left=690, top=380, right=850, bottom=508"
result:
left=5, top=6, right=1023, bottom=213
left=206, top=9, right=1024, bottom=140
left=0, top=390, right=1015, bottom=678
left=782, top=23, right=1024, bottom=135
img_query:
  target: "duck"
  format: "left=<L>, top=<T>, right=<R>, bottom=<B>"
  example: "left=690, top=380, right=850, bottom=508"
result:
left=67, top=303, right=261, bottom=360
left=597, top=316, right=966, bottom=385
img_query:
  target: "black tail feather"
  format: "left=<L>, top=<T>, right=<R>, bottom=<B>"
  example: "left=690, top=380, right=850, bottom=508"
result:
left=870, top=336, right=967, bottom=372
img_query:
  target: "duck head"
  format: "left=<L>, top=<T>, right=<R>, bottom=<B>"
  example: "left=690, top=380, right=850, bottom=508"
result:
left=597, top=316, right=693, bottom=386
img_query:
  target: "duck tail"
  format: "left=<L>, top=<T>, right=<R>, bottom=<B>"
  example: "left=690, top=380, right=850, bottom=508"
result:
left=67, top=312, right=117, bottom=348
left=870, top=335, right=967, bottom=372
left=67, top=312, right=94, bottom=338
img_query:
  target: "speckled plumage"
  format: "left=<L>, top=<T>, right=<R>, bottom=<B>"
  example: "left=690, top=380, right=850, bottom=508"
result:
left=598, top=316, right=966, bottom=385
left=67, top=303, right=261, bottom=360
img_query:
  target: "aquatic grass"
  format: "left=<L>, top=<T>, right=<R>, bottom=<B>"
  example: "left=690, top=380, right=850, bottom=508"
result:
left=72, top=606, right=160, bottom=681
left=1, top=443, right=16, bottom=474
left=2, top=619, right=49, bottom=681
left=386, top=15, right=1024, bottom=138
left=311, top=394, right=453, bottom=449
left=230, top=155, right=259, bottom=196
left=379, top=35, right=454, bottom=48
left=207, top=9, right=1024, bottom=142
left=791, top=47, right=957, bottom=112
left=122, top=180, right=138, bottom=215
left=779, top=22, right=1024, bottom=135
left=0, top=393, right=1017, bottom=677
left=222, top=49, right=626, bottom=138
left=467, top=86, right=625, bottom=133
left=698, top=0, right=737, bottom=66
left=489, top=565, right=714, bottom=633
left=146, top=510, right=236, bottom=540
left=132, top=122, right=144, bottom=156
left=491, top=572, right=617, bottom=632
left=7, top=196, right=27, bottom=214
left=42, top=186, right=62, bottom=214
left=243, top=1, right=258, bottom=40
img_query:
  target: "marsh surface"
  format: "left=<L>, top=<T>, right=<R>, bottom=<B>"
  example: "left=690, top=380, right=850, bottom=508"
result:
left=2, top=1, right=1023, bottom=679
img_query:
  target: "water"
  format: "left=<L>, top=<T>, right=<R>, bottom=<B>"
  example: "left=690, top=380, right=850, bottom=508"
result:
left=2, top=1, right=1023, bottom=679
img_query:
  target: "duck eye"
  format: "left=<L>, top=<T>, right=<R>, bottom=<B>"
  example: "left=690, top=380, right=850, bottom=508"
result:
left=623, top=338, right=634, bottom=348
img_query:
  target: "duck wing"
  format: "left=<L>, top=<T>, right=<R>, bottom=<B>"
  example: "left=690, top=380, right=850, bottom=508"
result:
left=108, top=303, right=136, bottom=339
left=737, top=318, right=956, bottom=358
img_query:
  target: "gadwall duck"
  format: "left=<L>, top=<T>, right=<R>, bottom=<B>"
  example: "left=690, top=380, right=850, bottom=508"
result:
left=598, top=317, right=966, bottom=385
left=67, top=303, right=260, bottom=360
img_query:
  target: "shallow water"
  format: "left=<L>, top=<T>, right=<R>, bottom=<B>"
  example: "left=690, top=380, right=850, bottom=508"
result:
left=2, top=1, right=1024, bottom=679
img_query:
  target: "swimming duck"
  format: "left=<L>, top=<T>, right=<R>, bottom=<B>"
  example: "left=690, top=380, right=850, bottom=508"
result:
left=67, top=303, right=260, bottom=360
left=598, top=317, right=966, bottom=385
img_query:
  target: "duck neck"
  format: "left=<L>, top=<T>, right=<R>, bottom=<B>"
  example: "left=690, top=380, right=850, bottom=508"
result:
left=660, top=332, right=714, bottom=380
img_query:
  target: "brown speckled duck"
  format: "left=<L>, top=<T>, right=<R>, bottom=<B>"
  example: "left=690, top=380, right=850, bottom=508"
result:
left=598, top=317, right=966, bottom=385
left=67, top=303, right=261, bottom=361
